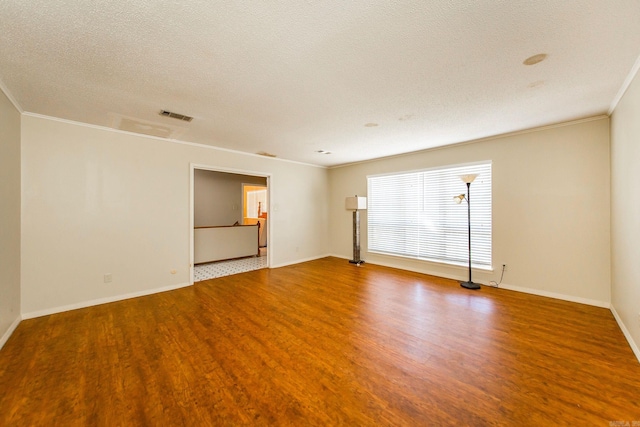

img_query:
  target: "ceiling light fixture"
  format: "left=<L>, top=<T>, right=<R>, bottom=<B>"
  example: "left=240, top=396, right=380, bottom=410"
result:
left=523, top=53, right=548, bottom=66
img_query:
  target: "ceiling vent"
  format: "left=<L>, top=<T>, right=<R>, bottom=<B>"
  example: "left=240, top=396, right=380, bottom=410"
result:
left=159, top=110, right=193, bottom=122
left=256, top=151, right=277, bottom=158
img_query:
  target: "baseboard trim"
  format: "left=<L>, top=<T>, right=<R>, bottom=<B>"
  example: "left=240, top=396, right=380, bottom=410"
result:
left=270, top=254, right=333, bottom=269
left=339, top=255, right=472, bottom=280
left=21, top=282, right=193, bottom=320
left=496, top=283, right=610, bottom=309
left=333, top=254, right=611, bottom=309
left=610, top=305, right=640, bottom=364
left=0, top=315, right=22, bottom=350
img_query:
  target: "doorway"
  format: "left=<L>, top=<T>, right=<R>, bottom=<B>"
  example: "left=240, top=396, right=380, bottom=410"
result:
left=190, top=164, right=271, bottom=283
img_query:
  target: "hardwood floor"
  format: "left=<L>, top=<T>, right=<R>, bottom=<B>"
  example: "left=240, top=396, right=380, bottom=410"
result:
left=1, top=257, right=639, bottom=426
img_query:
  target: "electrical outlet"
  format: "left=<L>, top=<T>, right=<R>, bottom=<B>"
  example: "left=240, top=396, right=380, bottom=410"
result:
left=104, top=274, right=112, bottom=283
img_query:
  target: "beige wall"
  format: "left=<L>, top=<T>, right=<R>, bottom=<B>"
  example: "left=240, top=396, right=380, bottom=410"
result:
left=329, top=118, right=611, bottom=306
left=20, top=114, right=330, bottom=316
left=4, top=85, right=631, bottom=355
left=194, top=170, right=266, bottom=227
left=0, top=89, right=21, bottom=345
left=611, top=68, right=640, bottom=358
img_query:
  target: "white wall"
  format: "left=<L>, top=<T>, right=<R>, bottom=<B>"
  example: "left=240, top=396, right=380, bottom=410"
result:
left=329, top=118, right=611, bottom=306
left=0, top=88, right=21, bottom=347
left=194, top=169, right=266, bottom=227
left=20, top=114, right=329, bottom=316
left=610, top=66, right=640, bottom=359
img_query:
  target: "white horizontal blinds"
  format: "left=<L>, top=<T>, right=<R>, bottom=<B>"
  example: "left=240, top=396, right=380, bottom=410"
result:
left=367, top=172, right=424, bottom=258
left=367, top=162, right=492, bottom=268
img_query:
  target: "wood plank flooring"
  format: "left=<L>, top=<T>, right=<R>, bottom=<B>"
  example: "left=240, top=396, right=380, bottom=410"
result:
left=1, top=257, right=639, bottom=426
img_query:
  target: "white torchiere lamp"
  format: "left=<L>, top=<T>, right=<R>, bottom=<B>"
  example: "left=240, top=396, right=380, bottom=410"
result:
left=453, top=174, right=481, bottom=290
left=345, top=195, right=367, bottom=266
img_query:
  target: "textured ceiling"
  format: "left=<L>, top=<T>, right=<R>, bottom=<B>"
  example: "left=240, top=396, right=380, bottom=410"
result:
left=1, top=1, right=640, bottom=167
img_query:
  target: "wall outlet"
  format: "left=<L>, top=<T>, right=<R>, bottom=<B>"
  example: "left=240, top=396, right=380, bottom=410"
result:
left=104, top=274, right=112, bottom=283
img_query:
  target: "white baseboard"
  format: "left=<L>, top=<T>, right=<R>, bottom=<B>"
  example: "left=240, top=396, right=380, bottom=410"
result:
left=270, top=253, right=333, bottom=269
left=496, top=283, right=610, bottom=309
left=333, top=254, right=488, bottom=284
left=334, top=254, right=611, bottom=309
left=0, top=315, right=22, bottom=350
left=21, top=282, right=192, bottom=320
left=610, top=305, right=640, bottom=364
left=338, top=254, right=489, bottom=290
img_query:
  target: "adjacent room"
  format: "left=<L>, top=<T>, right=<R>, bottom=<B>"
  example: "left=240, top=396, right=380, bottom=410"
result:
left=193, top=169, right=269, bottom=281
left=1, top=1, right=640, bottom=425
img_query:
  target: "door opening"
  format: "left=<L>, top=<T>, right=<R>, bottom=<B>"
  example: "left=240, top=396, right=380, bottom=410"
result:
left=190, top=165, right=270, bottom=283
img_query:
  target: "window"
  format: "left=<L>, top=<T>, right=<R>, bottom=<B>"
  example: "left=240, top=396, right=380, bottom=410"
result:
left=367, top=162, right=492, bottom=269
left=244, top=186, right=267, bottom=219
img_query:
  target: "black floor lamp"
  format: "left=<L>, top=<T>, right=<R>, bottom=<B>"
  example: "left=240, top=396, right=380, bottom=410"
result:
left=454, top=174, right=481, bottom=290
left=345, top=196, right=366, bottom=266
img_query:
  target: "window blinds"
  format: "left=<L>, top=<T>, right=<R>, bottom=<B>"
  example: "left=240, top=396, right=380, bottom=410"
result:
left=367, top=162, right=492, bottom=269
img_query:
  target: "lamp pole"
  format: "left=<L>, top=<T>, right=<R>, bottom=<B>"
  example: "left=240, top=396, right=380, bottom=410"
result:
left=350, top=209, right=363, bottom=265
left=459, top=175, right=480, bottom=290
left=345, top=196, right=366, bottom=266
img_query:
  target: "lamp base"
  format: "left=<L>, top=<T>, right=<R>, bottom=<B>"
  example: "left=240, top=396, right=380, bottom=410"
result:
left=460, top=281, right=481, bottom=290
left=349, top=260, right=365, bottom=266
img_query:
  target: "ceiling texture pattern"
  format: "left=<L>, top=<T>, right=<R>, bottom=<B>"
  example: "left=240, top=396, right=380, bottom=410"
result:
left=1, top=0, right=640, bottom=167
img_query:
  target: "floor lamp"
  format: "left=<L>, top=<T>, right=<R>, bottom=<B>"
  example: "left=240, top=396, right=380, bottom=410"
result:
left=345, top=196, right=366, bottom=266
left=454, top=174, right=481, bottom=290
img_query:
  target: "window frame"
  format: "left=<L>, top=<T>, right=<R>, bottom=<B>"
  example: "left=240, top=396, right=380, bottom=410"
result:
left=366, top=161, right=492, bottom=270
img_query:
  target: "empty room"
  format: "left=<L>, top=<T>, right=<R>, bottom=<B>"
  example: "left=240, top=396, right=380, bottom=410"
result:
left=1, top=1, right=640, bottom=425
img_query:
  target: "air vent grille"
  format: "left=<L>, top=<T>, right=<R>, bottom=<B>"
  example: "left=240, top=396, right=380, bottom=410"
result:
left=159, top=110, right=193, bottom=122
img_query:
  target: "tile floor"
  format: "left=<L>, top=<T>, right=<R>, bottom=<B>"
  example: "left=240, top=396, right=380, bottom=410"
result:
left=194, top=251, right=268, bottom=282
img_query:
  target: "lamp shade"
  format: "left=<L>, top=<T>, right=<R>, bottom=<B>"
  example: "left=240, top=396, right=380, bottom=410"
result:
left=460, top=174, right=478, bottom=184
left=345, top=196, right=367, bottom=210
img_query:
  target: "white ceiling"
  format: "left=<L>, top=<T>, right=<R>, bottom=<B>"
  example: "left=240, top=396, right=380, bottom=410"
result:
left=2, top=1, right=640, bottom=167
